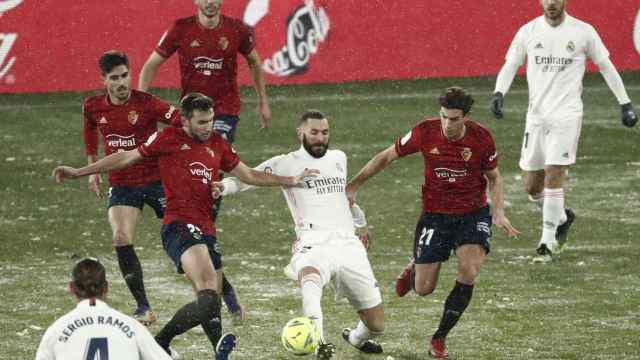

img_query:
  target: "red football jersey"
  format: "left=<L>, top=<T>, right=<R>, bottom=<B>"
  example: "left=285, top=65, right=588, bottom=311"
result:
left=156, top=15, right=255, bottom=116
left=83, top=90, right=180, bottom=187
left=138, top=127, right=240, bottom=235
left=395, top=118, right=498, bottom=214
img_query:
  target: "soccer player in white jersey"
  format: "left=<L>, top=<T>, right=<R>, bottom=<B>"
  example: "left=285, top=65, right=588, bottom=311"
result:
left=490, top=0, right=638, bottom=262
left=35, top=258, right=173, bottom=360
left=218, top=110, right=384, bottom=359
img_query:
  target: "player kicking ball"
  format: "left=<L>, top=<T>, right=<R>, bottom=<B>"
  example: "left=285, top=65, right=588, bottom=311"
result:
left=219, top=110, right=384, bottom=359
left=348, top=87, right=519, bottom=358
left=53, top=94, right=316, bottom=359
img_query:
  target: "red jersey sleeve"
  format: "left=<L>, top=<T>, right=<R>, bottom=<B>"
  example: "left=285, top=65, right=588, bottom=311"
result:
left=82, top=100, right=98, bottom=156
left=481, top=132, right=498, bottom=171
left=155, top=23, right=181, bottom=58
left=394, top=126, right=423, bottom=157
left=219, top=139, right=241, bottom=172
left=138, top=129, right=173, bottom=158
left=238, top=24, right=256, bottom=56
left=149, top=95, right=180, bottom=125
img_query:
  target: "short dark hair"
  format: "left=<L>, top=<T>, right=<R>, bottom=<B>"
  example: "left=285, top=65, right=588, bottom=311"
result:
left=72, top=258, right=107, bottom=299
left=438, top=86, right=474, bottom=115
left=99, top=50, right=129, bottom=75
left=299, top=109, right=326, bottom=125
left=180, top=92, right=213, bottom=119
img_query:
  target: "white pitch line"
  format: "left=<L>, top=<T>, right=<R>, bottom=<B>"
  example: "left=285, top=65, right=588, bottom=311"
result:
left=1, top=85, right=639, bottom=110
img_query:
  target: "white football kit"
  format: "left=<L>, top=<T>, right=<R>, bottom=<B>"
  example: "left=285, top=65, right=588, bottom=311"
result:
left=222, top=147, right=381, bottom=310
left=499, top=15, right=615, bottom=170
left=35, top=299, right=172, bottom=360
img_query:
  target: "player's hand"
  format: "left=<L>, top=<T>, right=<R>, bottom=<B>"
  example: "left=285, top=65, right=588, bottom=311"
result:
left=345, top=183, right=358, bottom=206
left=211, top=181, right=225, bottom=199
left=88, top=174, right=103, bottom=198
left=52, top=166, right=80, bottom=184
left=288, top=168, right=320, bottom=187
left=492, top=211, right=520, bottom=238
left=621, top=103, right=638, bottom=128
left=490, top=92, right=504, bottom=119
left=358, top=227, right=371, bottom=250
left=257, top=101, right=272, bottom=129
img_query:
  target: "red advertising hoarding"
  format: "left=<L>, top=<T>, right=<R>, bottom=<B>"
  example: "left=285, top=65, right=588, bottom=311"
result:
left=0, top=0, right=638, bottom=93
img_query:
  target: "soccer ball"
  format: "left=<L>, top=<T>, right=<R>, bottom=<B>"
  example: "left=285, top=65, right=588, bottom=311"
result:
left=281, top=317, right=320, bottom=355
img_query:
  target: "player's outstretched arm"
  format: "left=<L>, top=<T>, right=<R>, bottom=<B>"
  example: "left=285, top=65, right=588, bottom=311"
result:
left=138, top=51, right=167, bottom=92
left=52, top=150, right=143, bottom=184
left=229, top=161, right=318, bottom=188
left=484, top=167, right=520, bottom=237
left=246, top=49, right=271, bottom=129
left=346, top=144, right=399, bottom=205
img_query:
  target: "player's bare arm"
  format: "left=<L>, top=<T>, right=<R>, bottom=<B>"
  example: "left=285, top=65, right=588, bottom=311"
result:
left=229, top=161, right=319, bottom=187
left=246, top=49, right=271, bottom=128
left=53, top=149, right=143, bottom=183
left=138, top=51, right=168, bottom=92
left=87, top=155, right=103, bottom=198
left=346, top=144, right=400, bottom=204
left=484, top=167, right=520, bottom=237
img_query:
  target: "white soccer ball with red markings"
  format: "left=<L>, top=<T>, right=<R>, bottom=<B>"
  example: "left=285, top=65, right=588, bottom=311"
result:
left=281, top=317, right=320, bottom=355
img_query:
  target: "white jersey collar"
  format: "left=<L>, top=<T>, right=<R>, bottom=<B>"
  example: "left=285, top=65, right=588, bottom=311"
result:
left=76, top=298, right=108, bottom=309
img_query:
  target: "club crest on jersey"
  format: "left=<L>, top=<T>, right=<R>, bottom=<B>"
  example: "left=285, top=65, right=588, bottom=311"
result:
left=566, top=41, right=575, bottom=52
left=461, top=147, right=472, bottom=162
left=128, top=110, right=139, bottom=125
left=336, top=162, right=343, bottom=173
left=190, top=39, right=201, bottom=48
left=218, top=37, right=229, bottom=51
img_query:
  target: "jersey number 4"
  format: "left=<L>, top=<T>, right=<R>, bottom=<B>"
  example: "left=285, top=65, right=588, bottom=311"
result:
left=84, top=337, right=109, bottom=360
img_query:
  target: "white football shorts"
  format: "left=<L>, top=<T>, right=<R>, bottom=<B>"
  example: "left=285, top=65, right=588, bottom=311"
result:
left=285, top=230, right=382, bottom=310
left=519, top=115, right=582, bottom=171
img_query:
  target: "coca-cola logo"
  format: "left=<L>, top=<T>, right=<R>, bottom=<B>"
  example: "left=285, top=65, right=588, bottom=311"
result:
left=634, top=9, right=640, bottom=54
left=246, top=0, right=330, bottom=77
left=189, top=162, right=213, bottom=184
left=0, top=0, right=21, bottom=83
left=0, top=0, right=22, bottom=13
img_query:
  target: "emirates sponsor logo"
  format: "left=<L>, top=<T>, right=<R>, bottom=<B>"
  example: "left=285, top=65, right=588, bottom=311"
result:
left=434, top=167, right=468, bottom=183
left=189, top=162, right=213, bottom=183
left=106, top=134, right=136, bottom=149
left=254, top=0, right=330, bottom=77
left=193, top=56, right=223, bottom=76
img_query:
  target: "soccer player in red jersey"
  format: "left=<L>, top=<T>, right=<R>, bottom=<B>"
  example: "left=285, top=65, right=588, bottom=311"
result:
left=138, top=0, right=271, bottom=321
left=83, top=50, right=180, bottom=326
left=53, top=93, right=316, bottom=359
left=139, top=0, right=270, bottom=134
left=347, top=87, right=519, bottom=358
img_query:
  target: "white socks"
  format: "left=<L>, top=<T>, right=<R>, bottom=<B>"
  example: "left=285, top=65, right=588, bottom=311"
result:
left=300, top=272, right=324, bottom=341
left=539, top=188, right=567, bottom=251
left=348, top=320, right=381, bottom=346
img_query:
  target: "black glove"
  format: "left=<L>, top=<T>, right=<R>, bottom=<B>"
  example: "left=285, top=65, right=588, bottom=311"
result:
left=621, top=103, right=638, bottom=128
left=490, top=92, right=504, bottom=119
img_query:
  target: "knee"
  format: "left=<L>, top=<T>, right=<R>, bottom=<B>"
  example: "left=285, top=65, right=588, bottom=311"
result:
left=191, top=272, right=218, bottom=292
left=457, top=265, right=480, bottom=285
left=415, top=282, right=436, bottom=296
left=112, top=229, right=132, bottom=247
